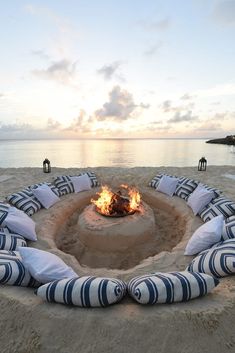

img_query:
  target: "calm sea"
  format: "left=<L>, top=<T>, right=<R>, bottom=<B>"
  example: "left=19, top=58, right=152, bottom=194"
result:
left=0, top=139, right=234, bottom=168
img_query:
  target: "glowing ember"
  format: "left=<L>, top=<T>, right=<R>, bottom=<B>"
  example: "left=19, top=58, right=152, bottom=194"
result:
left=91, top=185, right=141, bottom=217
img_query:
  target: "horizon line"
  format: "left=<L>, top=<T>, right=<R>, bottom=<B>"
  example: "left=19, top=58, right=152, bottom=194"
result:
left=0, top=137, right=212, bottom=142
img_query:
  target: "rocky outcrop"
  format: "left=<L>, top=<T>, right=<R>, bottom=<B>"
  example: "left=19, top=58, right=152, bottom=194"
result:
left=206, top=135, right=235, bottom=145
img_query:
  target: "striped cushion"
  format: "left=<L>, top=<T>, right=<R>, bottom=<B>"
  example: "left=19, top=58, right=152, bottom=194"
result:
left=199, top=197, right=235, bottom=222
left=128, top=271, right=218, bottom=304
left=36, top=276, right=126, bottom=307
left=149, top=174, right=163, bottom=188
left=209, top=238, right=235, bottom=250
left=186, top=239, right=235, bottom=277
left=174, top=177, right=198, bottom=200
left=0, top=203, right=10, bottom=225
left=0, top=251, right=39, bottom=286
left=54, top=176, right=74, bottom=195
left=54, top=172, right=99, bottom=195
left=0, top=250, right=20, bottom=257
left=6, top=189, right=42, bottom=216
left=222, top=216, right=235, bottom=240
left=0, top=228, right=27, bottom=251
left=28, top=182, right=61, bottom=197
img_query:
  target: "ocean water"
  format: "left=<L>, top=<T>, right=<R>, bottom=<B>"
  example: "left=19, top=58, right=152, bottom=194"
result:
left=0, top=139, right=234, bottom=168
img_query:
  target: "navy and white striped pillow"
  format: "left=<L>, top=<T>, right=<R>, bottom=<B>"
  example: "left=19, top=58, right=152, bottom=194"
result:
left=36, top=276, right=126, bottom=307
left=186, top=239, right=235, bottom=277
left=85, top=172, right=99, bottom=188
left=222, top=216, right=235, bottom=240
left=199, top=197, right=235, bottom=222
left=174, top=177, right=199, bottom=200
left=0, top=250, right=20, bottom=257
left=0, top=203, right=10, bottom=225
left=53, top=175, right=74, bottom=195
left=28, top=182, right=61, bottom=197
left=0, top=228, right=27, bottom=251
left=0, top=251, right=39, bottom=287
left=54, top=172, right=99, bottom=195
left=149, top=174, right=163, bottom=188
left=208, top=238, right=235, bottom=250
left=128, top=271, right=218, bottom=304
left=6, top=189, right=42, bottom=216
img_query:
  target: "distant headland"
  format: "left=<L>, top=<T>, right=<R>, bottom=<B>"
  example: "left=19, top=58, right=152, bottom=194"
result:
left=206, top=135, right=235, bottom=145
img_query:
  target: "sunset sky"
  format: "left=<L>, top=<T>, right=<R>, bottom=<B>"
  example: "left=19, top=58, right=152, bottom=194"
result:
left=0, top=0, right=235, bottom=139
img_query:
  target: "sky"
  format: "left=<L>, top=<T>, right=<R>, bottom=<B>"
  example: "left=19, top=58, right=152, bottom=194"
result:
left=0, top=0, right=235, bottom=139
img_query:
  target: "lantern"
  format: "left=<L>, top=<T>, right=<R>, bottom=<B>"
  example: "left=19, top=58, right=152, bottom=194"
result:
left=198, top=157, right=207, bottom=171
left=43, top=158, right=51, bottom=173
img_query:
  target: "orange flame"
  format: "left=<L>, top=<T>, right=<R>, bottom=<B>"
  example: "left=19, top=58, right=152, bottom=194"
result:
left=91, top=185, right=141, bottom=216
left=129, top=187, right=141, bottom=210
left=91, top=185, right=113, bottom=215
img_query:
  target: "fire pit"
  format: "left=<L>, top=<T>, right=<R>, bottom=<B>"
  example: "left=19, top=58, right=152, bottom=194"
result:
left=75, top=185, right=156, bottom=269
left=91, top=185, right=140, bottom=217
left=56, top=185, right=187, bottom=270
left=76, top=202, right=156, bottom=268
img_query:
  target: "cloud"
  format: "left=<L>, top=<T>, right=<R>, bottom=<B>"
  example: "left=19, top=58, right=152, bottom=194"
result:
left=0, top=122, right=42, bottom=139
left=97, top=61, right=122, bottom=80
left=0, top=119, right=71, bottom=139
left=25, top=4, right=79, bottom=59
left=0, top=122, right=32, bottom=133
left=213, top=112, right=227, bottom=120
left=200, top=111, right=235, bottom=122
left=47, top=118, right=62, bottom=129
left=64, top=110, right=93, bottom=133
left=213, top=111, right=235, bottom=120
left=95, top=85, right=149, bottom=121
left=168, top=111, right=198, bottom=123
left=213, top=1, right=235, bottom=25
left=194, top=121, right=222, bottom=132
left=67, top=110, right=86, bottom=131
left=25, top=4, right=78, bottom=36
left=0, top=93, right=4, bottom=98
left=180, top=93, right=195, bottom=100
left=32, top=49, right=50, bottom=61
left=144, top=42, right=162, bottom=56
left=161, top=99, right=195, bottom=113
left=162, top=100, right=172, bottom=112
left=139, top=17, right=171, bottom=31
left=32, top=59, right=77, bottom=85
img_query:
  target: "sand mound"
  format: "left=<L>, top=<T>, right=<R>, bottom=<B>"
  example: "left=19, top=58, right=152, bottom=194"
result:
left=56, top=193, right=187, bottom=270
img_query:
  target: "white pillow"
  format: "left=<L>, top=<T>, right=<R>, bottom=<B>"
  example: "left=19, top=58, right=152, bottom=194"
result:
left=3, top=207, right=37, bottom=241
left=184, top=215, right=224, bottom=255
left=32, top=184, right=60, bottom=209
left=19, top=247, right=78, bottom=284
left=156, top=175, right=179, bottom=197
left=187, top=184, right=214, bottom=215
left=70, top=174, right=92, bottom=193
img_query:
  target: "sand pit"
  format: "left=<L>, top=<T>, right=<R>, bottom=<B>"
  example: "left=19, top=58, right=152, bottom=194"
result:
left=0, top=166, right=235, bottom=353
left=57, top=195, right=186, bottom=270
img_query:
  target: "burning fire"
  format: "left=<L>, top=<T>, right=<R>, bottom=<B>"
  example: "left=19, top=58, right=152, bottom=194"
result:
left=91, top=185, right=141, bottom=217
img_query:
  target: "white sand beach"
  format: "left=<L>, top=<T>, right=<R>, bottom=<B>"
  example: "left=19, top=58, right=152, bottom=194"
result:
left=0, top=166, right=235, bottom=353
